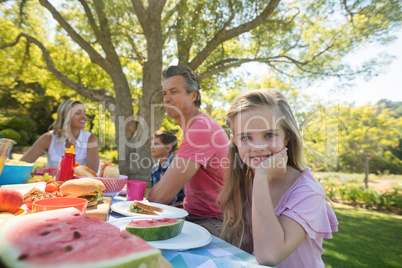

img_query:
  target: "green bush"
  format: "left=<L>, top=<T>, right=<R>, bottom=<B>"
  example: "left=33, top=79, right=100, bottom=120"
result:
left=320, top=179, right=402, bottom=212
left=0, top=128, right=22, bottom=143
left=0, top=116, right=37, bottom=144
left=0, top=116, right=37, bottom=133
left=18, top=130, right=30, bottom=146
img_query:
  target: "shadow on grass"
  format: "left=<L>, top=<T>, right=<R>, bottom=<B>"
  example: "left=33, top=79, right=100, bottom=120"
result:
left=323, top=204, right=402, bottom=267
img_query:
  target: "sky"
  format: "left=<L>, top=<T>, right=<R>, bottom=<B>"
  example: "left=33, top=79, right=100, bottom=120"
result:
left=246, top=29, right=402, bottom=107
left=305, top=29, right=402, bottom=106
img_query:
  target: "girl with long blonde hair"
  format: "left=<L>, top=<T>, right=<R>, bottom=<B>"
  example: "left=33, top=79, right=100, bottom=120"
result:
left=220, top=89, right=338, bottom=267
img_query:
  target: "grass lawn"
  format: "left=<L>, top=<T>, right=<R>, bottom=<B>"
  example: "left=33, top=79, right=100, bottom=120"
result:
left=323, top=203, right=402, bottom=267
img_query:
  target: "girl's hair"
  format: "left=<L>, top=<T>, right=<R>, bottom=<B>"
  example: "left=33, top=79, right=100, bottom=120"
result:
left=50, top=100, right=84, bottom=141
left=153, top=129, right=178, bottom=153
left=220, top=88, right=307, bottom=247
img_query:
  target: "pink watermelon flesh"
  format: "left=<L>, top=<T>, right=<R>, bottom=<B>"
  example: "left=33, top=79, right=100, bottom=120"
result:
left=127, top=218, right=179, bottom=227
left=0, top=208, right=160, bottom=268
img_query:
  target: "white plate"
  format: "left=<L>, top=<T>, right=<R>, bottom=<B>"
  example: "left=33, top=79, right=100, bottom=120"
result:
left=118, top=185, right=127, bottom=196
left=0, top=182, right=46, bottom=195
left=111, top=201, right=189, bottom=218
left=109, top=218, right=212, bottom=250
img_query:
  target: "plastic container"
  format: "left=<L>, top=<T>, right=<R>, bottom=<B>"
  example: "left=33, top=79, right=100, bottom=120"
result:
left=32, top=197, right=88, bottom=213
left=0, top=139, right=16, bottom=176
left=95, top=175, right=128, bottom=193
left=56, top=145, right=76, bottom=182
left=0, top=164, right=34, bottom=186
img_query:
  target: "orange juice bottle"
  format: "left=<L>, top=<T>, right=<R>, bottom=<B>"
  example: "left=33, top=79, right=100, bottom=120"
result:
left=56, top=145, right=76, bottom=182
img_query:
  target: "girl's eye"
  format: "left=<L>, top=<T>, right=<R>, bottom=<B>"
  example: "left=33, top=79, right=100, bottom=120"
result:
left=265, top=133, right=275, bottom=138
left=240, top=136, right=251, bottom=141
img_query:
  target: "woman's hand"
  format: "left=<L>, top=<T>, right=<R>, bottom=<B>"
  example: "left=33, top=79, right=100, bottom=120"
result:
left=254, top=147, right=288, bottom=181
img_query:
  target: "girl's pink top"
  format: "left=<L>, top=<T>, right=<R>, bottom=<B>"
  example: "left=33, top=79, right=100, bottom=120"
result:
left=249, top=168, right=339, bottom=268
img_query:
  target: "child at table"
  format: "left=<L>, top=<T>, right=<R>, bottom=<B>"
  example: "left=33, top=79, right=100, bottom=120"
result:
left=220, top=89, right=338, bottom=267
left=150, top=130, right=185, bottom=206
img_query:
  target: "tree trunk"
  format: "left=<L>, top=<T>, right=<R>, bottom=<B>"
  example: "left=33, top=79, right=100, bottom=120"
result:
left=364, top=156, right=369, bottom=189
left=117, top=24, right=165, bottom=181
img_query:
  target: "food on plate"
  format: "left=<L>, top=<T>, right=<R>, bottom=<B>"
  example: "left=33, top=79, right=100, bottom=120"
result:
left=129, top=200, right=163, bottom=215
left=32, top=166, right=58, bottom=176
left=4, top=159, right=32, bottom=166
left=13, top=207, right=25, bottom=216
left=44, top=182, right=61, bottom=193
left=0, top=207, right=161, bottom=268
left=103, top=166, right=120, bottom=178
left=46, top=178, right=56, bottom=184
left=125, top=218, right=185, bottom=241
left=0, top=188, right=24, bottom=214
left=23, top=187, right=45, bottom=199
left=27, top=173, right=54, bottom=183
left=60, top=178, right=105, bottom=206
left=23, top=197, right=37, bottom=211
left=73, top=165, right=97, bottom=177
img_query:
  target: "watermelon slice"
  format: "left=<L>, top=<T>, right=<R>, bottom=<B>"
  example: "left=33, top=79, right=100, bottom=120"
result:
left=0, top=208, right=161, bottom=268
left=126, top=218, right=184, bottom=241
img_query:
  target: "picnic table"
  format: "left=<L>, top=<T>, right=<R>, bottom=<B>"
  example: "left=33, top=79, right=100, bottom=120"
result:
left=109, top=196, right=268, bottom=268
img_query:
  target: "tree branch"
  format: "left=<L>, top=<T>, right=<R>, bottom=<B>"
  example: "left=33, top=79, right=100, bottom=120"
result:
left=342, top=0, right=356, bottom=26
left=78, top=0, right=102, bottom=40
left=131, top=0, right=166, bottom=38
left=92, top=0, right=121, bottom=66
left=198, top=39, right=344, bottom=81
left=126, top=34, right=145, bottom=66
left=5, top=33, right=115, bottom=105
left=38, top=0, right=111, bottom=72
left=222, top=0, right=236, bottom=29
left=131, top=0, right=149, bottom=33
left=189, top=0, right=281, bottom=70
left=199, top=58, right=256, bottom=80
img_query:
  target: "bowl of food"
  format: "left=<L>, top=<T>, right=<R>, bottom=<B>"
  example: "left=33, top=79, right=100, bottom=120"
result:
left=32, top=197, right=88, bottom=213
left=0, top=160, right=34, bottom=186
left=95, top=175, right=128, bottom=197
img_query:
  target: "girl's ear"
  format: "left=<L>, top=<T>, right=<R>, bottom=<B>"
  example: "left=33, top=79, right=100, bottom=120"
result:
left=166, top=145, right=173, bottom=154
left=230, top=134, right=237, bottom=145
left=285, top=132, right=290, bottom=146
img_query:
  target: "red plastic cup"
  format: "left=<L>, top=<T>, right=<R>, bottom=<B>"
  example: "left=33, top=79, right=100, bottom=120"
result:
left=32, top=198, right=88, bottom=213
left=126, top=181, right=147, bottom=201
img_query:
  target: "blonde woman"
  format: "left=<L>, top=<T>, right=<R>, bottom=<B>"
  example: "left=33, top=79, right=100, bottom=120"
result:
left=220, top=89, right=338, bottom=267
left=21, top=100, right=99, bottom=173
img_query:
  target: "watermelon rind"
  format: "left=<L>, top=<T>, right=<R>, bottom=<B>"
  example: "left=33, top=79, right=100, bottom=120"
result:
left=0, top=248, right=160, bottom=268
left=0, top=208, right=161, bottom=268
left=125, top=218, right=185, bottom=241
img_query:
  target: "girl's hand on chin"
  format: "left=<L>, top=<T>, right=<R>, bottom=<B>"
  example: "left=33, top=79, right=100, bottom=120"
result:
left=255, top=147, right=288, bottom=180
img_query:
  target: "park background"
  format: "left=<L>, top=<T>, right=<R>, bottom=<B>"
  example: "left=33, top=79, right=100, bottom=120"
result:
left=0, top=1, right=401, bottom=267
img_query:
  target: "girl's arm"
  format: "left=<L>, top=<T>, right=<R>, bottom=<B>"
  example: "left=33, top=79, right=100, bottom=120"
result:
left=20, top=133, right=52, bottom=163
left=252, top=150, right=305, bottom=266
left=86, top=134, right=100, bottom=173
